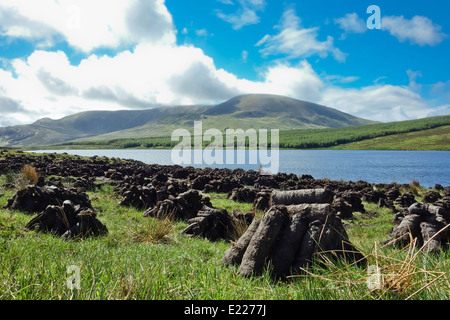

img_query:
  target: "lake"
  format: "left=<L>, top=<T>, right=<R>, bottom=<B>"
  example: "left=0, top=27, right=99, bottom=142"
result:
left=27, top=149, right=450, bottom=188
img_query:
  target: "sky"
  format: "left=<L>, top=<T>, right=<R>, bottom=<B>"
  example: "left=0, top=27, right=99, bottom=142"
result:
left=0, top=0, right=449, bottom=127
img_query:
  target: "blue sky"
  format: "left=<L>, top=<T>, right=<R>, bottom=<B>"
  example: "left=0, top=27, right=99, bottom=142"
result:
left=0, top=0, right=449, bottom=127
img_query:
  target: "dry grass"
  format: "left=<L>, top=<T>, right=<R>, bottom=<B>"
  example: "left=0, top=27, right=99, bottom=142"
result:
left=21, top=165, right=39, bottom=184
left=410, top=184, right=421, bottom=197
left=132, top=209, right=175, bottom=243
left=409, top=179, right=422, bottom=196
left=288, top=226, right=450, bottom=300
left=364, top=241, right=444, bottom=299
left=229, top=216, right=251, bottom=241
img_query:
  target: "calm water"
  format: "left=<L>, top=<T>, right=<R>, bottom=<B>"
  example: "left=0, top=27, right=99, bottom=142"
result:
left=28, top=149, right=450, bottom=188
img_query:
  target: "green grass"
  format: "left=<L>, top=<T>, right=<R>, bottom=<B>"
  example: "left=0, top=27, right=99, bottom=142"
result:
left=0, top=180, right=449, bottom=300
left=344, top=203, right=395, bottom=252
left=206, top=192, right=255, bottom=214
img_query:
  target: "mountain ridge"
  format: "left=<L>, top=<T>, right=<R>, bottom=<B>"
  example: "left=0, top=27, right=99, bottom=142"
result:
left=0, top=94, right=378, bottom=147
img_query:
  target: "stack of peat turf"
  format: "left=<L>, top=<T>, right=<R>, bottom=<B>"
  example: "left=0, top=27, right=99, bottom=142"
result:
left=389, top=202, right=450, bottom=253
left=221, top=189, right=365, bottom=278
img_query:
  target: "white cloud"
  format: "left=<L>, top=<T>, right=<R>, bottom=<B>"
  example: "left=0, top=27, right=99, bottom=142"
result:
left=323, top=74, right=360, bottom=84
left=0, top=96, right=25, bottom=114
left=407, top=69, right=422, bottom=92
left=195, top=29, right=210, bottom=37
left=0, top=44, right=247, bottom=120
left=334, top=12, right=448, bottom=46
left=381, top=15, right=447, bottom=46
left=256, top=9, right=347, bottom=62
left=0, top=0, right=176, bottom=52
left=217, top=0, right=234, bottom=4
left=217, top=7, right=260, bottom=30
left=334, top=13, right=366, bottom=39
left=320, top=85, right=436, bottom=122
left=256, top=61, right=324, bottom=102
left=241, top=50, right=249, bottom=62
left=216, top=0, right=266, bottom=30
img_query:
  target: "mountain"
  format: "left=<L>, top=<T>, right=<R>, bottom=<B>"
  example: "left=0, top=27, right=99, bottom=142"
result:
left=0, top=94, right=377, bottom=147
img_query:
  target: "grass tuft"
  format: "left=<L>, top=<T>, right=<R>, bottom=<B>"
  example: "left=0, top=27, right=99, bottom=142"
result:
left=132, top=210, right=175, bottom=243
left=21, top=165, right=39, bottom=185
left=229, top=215, right=251, bottom=241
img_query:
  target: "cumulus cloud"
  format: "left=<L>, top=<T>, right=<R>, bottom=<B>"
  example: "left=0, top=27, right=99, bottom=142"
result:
left=319, top=85, right=435, bottom=122
left=37, top=69, right=78, bottom=96
left=334, top=13, right=367, bottom=39
left=256, top=61, right=324, bottom=102
left=381, top=15, right=447, bottom=46
left=256, top=9, right=347, bottom=62
left=170, top=62, right=241, bottom=103
left=0, top=44, right=249, bottom=118
left=0, top=93, right=35, bottom=127
left=0, top=96, right=25, bottom=113
left=0, top=0, right=176, bottom=52
left=125, top=0, right=176, bottom=45
left=0, top=3, right=59, bottom=43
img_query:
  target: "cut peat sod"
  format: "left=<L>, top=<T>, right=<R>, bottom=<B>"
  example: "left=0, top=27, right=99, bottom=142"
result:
left=222, top=192, right=365, bottom=279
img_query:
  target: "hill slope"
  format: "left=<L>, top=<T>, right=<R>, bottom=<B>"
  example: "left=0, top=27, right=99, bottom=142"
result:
left=82, top=94, right=375, bottom=141
left=0, top=94, right=376, bottom=147
left=52, top=115, right=450, bottom=151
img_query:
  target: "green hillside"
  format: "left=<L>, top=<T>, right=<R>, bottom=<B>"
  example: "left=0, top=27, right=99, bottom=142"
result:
left=50, top=115, right=450, bottom=151
left=277, top=115, right=450, bottom=149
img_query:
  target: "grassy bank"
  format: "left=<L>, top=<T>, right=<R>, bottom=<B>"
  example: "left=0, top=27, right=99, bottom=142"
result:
left=1, top=177, right=449, bottom=300
left=279, top=116, right=450, bottom=150
left=332, top=125, right=450, bottom=151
